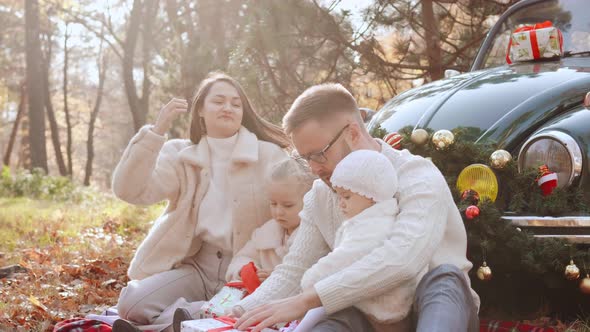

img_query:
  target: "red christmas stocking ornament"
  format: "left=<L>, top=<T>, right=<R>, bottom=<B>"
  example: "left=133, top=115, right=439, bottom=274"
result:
left=536, top=164, right=558, bottom=196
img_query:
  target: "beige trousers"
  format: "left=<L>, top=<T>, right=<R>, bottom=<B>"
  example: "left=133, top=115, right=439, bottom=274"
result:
left=117, top=243, right=232, bottom=331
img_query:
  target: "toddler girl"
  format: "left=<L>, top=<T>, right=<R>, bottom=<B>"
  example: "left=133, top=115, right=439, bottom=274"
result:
left=225, top=158, right=316, bottom=282
left=174, top=158, right=315, bottom=331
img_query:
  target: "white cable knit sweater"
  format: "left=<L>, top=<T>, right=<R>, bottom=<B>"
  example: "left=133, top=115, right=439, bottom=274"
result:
left=237, top=140, right=480, bottom=316
left=300, top=198, right=424, bottom=324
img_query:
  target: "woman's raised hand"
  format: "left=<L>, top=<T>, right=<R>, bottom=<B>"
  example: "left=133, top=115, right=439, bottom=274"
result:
left=152, top=98, right=188, bottom=136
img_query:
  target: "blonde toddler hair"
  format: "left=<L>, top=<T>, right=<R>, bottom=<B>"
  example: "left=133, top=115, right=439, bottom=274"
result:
left=269, top=158, right=316, bottom=195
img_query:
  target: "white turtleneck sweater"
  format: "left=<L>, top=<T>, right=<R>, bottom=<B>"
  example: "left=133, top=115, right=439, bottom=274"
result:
left=195, top=133, right=238, bottom=252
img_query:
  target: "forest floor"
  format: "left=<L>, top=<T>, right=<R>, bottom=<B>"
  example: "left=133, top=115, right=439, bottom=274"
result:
left=0, top=193, right=588, bottom=331
left=0, top=194, right=162, bottom=331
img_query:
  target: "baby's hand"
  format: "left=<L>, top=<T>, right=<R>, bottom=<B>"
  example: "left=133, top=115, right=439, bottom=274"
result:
left=256, top=269, right=271, bottom=282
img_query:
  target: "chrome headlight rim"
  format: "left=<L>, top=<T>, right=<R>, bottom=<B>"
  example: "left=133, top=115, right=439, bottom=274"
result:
left=518, top=130, right=583, bottom=187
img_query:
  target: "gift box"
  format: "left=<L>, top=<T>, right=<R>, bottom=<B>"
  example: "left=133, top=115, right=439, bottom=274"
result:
left=181, top=317, right=279, bottom=332
left=506, top=21, right=563, bottom=64
left=198, top=283, right=248, bottom=318
left=199, top=262, right=262, bottom=319
left=181, top=318, right=238, bottom=332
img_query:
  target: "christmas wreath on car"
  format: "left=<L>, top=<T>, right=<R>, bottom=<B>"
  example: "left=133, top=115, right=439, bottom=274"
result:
left=376, top=126, right=589, bottom=317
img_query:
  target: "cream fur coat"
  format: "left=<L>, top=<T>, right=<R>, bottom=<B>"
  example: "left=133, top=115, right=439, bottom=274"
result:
left=112, top=125, right=287, bottom=280
left=225, top=219, right=299, bottom=281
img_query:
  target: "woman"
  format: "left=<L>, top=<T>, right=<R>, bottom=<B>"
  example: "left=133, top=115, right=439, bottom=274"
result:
left=111, top=72, right=289, bottom=332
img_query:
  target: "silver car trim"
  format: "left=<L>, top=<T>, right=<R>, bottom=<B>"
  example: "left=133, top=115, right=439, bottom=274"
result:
left=503, top=216, right=590, bottom=243
left=531, top=235, right=590, bottom=244
left=503, top=216, right=590, bottom=227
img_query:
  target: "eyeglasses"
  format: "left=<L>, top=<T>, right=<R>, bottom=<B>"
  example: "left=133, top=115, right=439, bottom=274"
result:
left=296, top=124, right=350, bottom=164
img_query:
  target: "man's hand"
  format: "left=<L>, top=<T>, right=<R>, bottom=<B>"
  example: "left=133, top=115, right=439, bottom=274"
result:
left=234, top=289, right=322, bottom=332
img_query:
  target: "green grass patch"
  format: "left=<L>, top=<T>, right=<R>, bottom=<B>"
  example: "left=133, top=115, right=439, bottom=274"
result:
left=0, top=195, right=164, bottom=262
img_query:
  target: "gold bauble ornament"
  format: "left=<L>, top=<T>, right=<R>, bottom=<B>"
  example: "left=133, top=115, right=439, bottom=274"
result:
left=490, top=150, right=512, bottom=169
left=565, top=260, right=580, bottom=280
left=411, top=129, right=429, bottom=146
left=580, top=274, right=590, bottom=295
left=477, top=261, right=492, bottom=281
left=432, top=129, right=455, bottom=150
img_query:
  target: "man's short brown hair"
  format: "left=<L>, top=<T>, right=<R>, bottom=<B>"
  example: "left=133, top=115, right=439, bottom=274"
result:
left=283, top=83, right=359, bottom=135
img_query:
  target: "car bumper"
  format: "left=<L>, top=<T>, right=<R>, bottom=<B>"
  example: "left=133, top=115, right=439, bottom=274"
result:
left=502, top=215, right=590, bottom=243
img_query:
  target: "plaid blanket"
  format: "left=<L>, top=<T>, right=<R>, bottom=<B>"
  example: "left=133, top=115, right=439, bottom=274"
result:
left=53, top=318, right=112, bottom=332
left=480, top=319, right=556, bottom=332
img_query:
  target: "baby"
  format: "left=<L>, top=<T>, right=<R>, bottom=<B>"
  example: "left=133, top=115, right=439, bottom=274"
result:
left=225, top=157, right=316, bottom=283
left=298, top=149, right=425, bottom=331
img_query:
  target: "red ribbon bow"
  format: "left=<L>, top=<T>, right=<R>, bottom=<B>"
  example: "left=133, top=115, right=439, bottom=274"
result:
left=207, top=315, right=287, bottom=331
left=506, top=21, right=562, bottom=64
left=208, top=316, right=239, bottom=332
left=208, top=316, right=267, bottom=332
left=239, top=262, right=262, bottom=295
left=224, top=262, right=261, bottom=295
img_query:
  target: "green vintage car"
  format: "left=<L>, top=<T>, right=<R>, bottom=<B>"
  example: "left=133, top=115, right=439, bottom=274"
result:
left=367, top=0, right=590, bottom=242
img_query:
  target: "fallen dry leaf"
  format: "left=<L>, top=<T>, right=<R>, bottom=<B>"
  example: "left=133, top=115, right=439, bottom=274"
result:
left=29, top=295, right=49, bottom=313
left=18, top=259, right=32, bottom=271
left=23, top=249, right=48, bottom=264
left=101, top=279, right=118, bottom=288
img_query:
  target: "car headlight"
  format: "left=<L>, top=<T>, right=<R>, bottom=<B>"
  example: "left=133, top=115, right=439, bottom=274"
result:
left=518, top=131, right=583, bottom=188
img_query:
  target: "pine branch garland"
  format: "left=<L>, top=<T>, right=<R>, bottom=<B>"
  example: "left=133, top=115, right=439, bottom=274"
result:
left=372, top=125, right=590, bottom=317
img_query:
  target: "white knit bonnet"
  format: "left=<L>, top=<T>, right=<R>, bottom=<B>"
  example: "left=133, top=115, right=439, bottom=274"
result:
left=330, top=149, right=397, bottom=202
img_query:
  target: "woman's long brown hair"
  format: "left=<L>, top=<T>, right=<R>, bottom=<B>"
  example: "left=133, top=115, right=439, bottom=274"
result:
left=189, top=72, right=290, bottom=149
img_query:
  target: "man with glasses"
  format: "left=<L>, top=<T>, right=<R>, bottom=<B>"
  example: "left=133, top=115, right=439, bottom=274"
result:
left=233, top=84, right=480, bottom=332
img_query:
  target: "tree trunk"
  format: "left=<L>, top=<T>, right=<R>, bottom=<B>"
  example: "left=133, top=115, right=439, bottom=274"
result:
left=421, top=0, right=443, bottom=81
left=18, top=109, right=31, bottom=170
left=3, top=83, right=26, bottom=167
left=122, top=0, right=141, bottom=131
left=123, top=0, right=157, bottom=131
left=42, top=31, right=68, bottom=175
left=164, top=0, right=197, bottom=101
left=63, top=21, right=73, bottom=176
left=139, top=0, right=158, bottom=126
left=164, top=0, right=200, bottom=139
left=25, top=0, right=48, bottom=172
left=84, top=30, right=107, bottom=186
